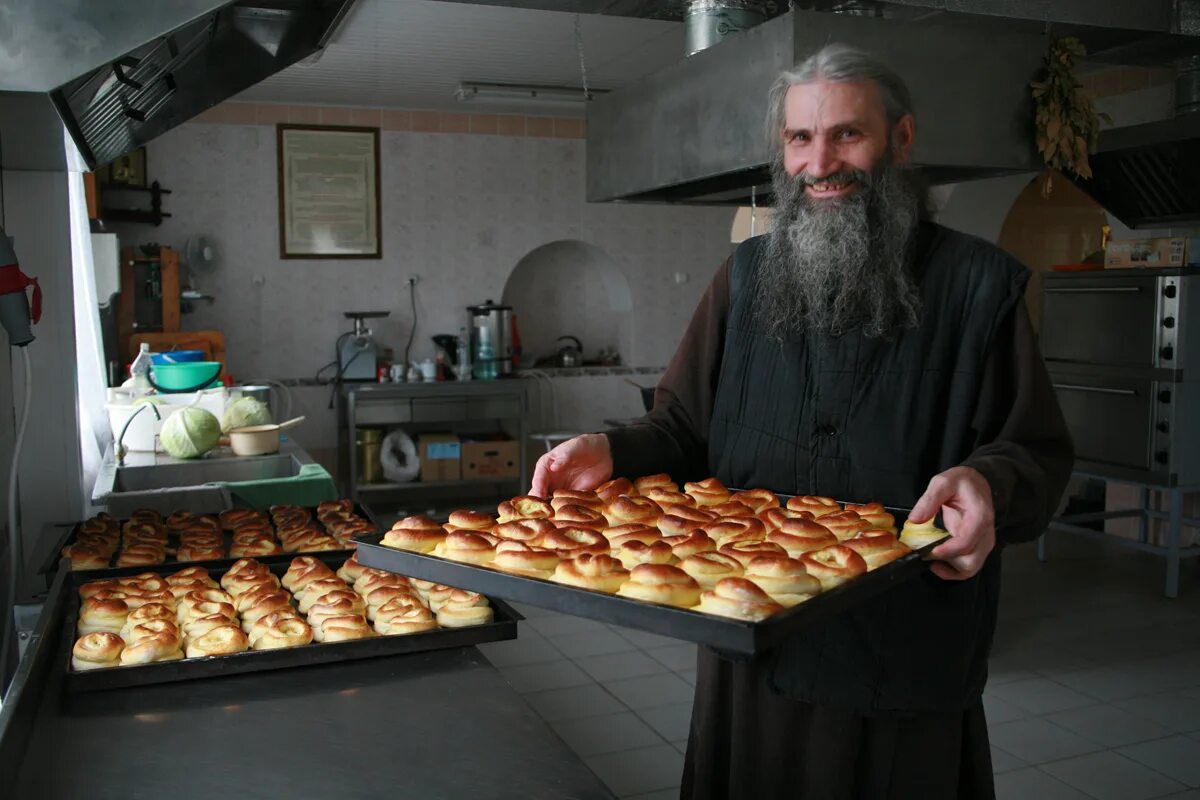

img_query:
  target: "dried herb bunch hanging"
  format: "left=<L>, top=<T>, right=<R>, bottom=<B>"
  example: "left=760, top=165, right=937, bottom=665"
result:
left=1030, top=36, right=1112, bottom=197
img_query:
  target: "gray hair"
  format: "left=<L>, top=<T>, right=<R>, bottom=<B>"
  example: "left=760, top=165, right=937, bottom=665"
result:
left=766, top=43, right=914, bottom=155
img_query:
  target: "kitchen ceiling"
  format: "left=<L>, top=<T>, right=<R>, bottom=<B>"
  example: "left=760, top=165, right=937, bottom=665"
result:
left=235, top=0, right=685, bottom=115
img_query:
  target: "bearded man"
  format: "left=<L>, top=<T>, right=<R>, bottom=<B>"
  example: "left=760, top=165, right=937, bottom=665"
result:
left=532, top=43, right=1073, bottom=799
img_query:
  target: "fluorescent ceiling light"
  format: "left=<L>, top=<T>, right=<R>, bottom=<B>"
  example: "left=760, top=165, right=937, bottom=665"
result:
left=455, top=82, right=604, bottom=106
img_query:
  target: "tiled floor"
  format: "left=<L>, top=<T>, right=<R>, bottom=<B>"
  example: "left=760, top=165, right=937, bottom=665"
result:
left=477, top=535, right=1200, bottom=799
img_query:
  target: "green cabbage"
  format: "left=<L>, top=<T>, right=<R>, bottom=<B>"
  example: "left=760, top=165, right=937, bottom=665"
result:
left=133, top=395, right=167, bottom=406
left=221, top=397, right=272, bottom=434
left=161, top=407, right=221, bottom=459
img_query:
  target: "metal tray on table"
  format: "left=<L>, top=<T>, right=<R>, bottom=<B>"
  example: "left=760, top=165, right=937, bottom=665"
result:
left=63, top=552, right=520, bottom=692
left=354, top=505, right=944, bottom=657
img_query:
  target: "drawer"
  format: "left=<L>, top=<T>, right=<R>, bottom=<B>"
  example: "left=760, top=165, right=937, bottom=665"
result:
left=466, top=397, right=522, bottom=420
left=1050, top=372, right=1158, bottom=472
left=355, top=400, right=412, bottom=425
left=1040, top=274, right=1164, bottom=368
left=412, top=398, right=467, bottom=422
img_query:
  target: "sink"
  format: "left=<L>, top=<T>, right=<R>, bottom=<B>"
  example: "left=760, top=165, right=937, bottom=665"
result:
left=115, top=452, right=300, bottom=491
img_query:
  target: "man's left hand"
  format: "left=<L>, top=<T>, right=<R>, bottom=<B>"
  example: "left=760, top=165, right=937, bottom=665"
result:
left=908, top=466, right=996, bottom=581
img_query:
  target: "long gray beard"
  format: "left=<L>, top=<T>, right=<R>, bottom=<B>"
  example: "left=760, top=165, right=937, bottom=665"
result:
left=755, top=157, right=923, bottom=340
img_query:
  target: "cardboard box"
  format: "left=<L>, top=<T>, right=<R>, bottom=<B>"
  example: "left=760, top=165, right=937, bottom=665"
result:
left=1105, top=237, right=1185, bottom=268
left=418, top=433, right=461, bottom=482
left=462, top=437, right=520, bottom=480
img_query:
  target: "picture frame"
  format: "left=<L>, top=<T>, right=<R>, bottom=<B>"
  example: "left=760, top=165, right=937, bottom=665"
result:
left=101, top=147, right=148, bottom=188
left=277, top=124, right=382, bottom=259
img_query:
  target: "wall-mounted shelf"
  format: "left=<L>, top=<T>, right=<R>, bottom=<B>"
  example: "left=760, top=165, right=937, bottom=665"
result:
left=98, top=181, right=173, bottom=226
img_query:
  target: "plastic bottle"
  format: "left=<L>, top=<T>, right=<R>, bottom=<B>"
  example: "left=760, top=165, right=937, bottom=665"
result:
left=128, top=343, right=153, bottom=397
left=456, top=329, right=472, bottom=381
left=475, top=326, right=497, bottom=380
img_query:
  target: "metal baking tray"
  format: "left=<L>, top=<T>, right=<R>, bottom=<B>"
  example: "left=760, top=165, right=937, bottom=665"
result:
left=62, top=553, right=519, bottom=691
left=44, top=503, right=380, bottom=578
left=355, top=519, right=944, bottom=656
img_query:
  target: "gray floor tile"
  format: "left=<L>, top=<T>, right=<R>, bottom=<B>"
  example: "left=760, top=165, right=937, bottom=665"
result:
left=989, top=669, right=1041, bottom=687
left=1158, top=791, right=1200, bottom=799
left=623, top=790, right=680, bottom=800
left=550, top=711, right=666, bottom=757
left=1119, top=735, right=1200, bottom=787
left=1046, top=704, right=1174, bottom=748
left=477, top=635, right=562, bottom=668
left=988, top=677, right=1097, bottom=715
left=672, top=740, right=688, bottom=755
left=994, top=767, right=1092, bottom=800
left=636, top=701, right=694, bottom=743
left=605, top=673, right=696, bottom=710
left=1041, top=750, right=1185, bottom=800
left=990, top=745, right=1026, bottom=775
left=523, top=683, right=627, bottom=723
left=983, top=693, right=1029, bottom=725
left=676, top=669, right=697, bottom=686
left=585, top=744, right=685, bottom=797
left=510, top=601, right=557, bottom=619
left=577, top=651, right=670, bottom=683
left=499, top=659, right=593, bottom=694
left=527, top=614, right=613, bottom=638
left=645, top=643, right=698, bottom=672
left=611, top=625, right=685, bottom=649
left=1056, top=665, right=1165, bottom=703
left=988, top=718, right=1103, bottom=765
left=551, top=629, right=638, bottom=659
left=1116, top=692, right=1200, bottom=733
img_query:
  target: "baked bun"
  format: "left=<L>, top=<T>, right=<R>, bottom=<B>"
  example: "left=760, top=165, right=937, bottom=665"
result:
left=541, top=526, right=609, bottom=558
left=552, top=553, right=629, bottom=594
left=337, top=553, right=369, bottom=584
left=294, top=577, right=351, bottom=613
left=77, top=598, right=130, bottom=636
left=595, top=477, right=636, bottom=503
left=697, top=577, right=784, bottom=621
left=603, top=495, right=663, bottom=527
left=644, top=488, right=694, bottom=509
left=633, top=473, right=677, bottom=494
left=730, top=489, right=780, bottom=513
left=844, top=531, right=912, bottom=569
left=180, top=599, right=237, bottom=625
left=72, top=632, right=124, bottom=671
left=617, top=564, right=701, bottom=608
left=185, top=625, right=249, bottom=658
left=63, top=544, right=109, bottom=570
left=767, top=518, right=839, bottom=558
left=448, top=509, right=496, bottom=531
left=616, top=539, right=677, bottom=570
left=176, top=544, right=226, bottom=563
left=117, top=574, right=169, bottom=592
left=119, top=633, right=184, bottom=665
left=316, top=614, right=375, bottom=643
left=166, top=567, right=219, bottom=587
left=392, top=514, right=440, bottom=529
left=375, top=604, right=438, bottom=636
left=186, top=613, right=244, bottom=641
left=497, top=495, right=553, bottom=522
left=683, top=478, right=731, bottom=507
left=603, top=523, right=659, bottom=544
left=678, top=551, right=744, bottom=590
left=663, top=530, right=717, bottom=560
left=363, top=586, right=424, bottom=621
left=119, top=589, right=176, bottom=610
left=553, top=504, right=608, bottom=530
left=434, top=530, right=499, bottom=565
left=252, top=617, right=313, bottom=650
left=437, top=601, right=494, bottom=628
left=382, top=522, right=445, bottom=553
left=280, top=557, right=336, bottom=592
left=608, top=526, right=662, bottom=550
left=551, top=489, right=605, bottom=512
left=245, top=609, right=302, bottom=644
left=800, top=545, right=868, bottom=590
left=308, top=596, right=368, bottom=630
left=494, top=517, right=557, bottom=544
left=353, top=568, right=407, bottom=596
left=219, top=508, right=264, bottom=530
left=742, top=555, right=821, bottom=605
left=178, top=588, right=235, bottom=618
left=240, top=591, right=295, bottom=628
left=115, top=545, right=166, bottom=568
left=78, top=579, right=120, bottom=599
left=229, top=538, right=283, bottom=558
left=491, top=540, right=560, bottom=579
left=119, top=603, right=176, bottom=639
left=704, top=519, right=768, bottom=545
left=844, top=502, right=897, bottom=533
left=718, top=540, right=787, bottom=568
left=706, top=501, right=755, bottom=519
left=786, top=495, right=840, bottom=518
left=429, top=587, right=486, bottom=613
left=758, top=506, right=814, bottom=532
left=820, top=510, right=869, bottom=542
left=900, top=517, right=949, bottom=549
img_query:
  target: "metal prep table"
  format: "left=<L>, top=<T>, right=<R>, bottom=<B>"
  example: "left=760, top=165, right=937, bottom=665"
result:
left=0, top=571, right=613, bottom=800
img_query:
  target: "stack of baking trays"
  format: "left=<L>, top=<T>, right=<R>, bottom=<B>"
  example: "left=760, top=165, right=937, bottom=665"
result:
left=54, top=500, right=378, bottom=573
left=355, top=475, right=949, bottom=655
left=57, top=503, right=519, bottom=690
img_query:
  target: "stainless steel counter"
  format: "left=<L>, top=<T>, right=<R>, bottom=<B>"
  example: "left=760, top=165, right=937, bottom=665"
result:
left=2, top=572, right=613, bottom=800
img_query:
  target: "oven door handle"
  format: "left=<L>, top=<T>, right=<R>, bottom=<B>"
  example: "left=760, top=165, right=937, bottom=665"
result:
left=1043, top=287, right=1142, bottom=294
left=1052, top=383, right=1138, bottom=396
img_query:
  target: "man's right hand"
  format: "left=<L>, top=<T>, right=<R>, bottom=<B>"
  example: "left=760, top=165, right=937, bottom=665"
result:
left=530, top=434, right=613, bottom=498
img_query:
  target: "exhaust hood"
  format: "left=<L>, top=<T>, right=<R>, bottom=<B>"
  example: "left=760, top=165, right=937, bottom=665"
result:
left=0, top=0, right=356, bottom=172
left=586, top=8, right=1047, bottom=205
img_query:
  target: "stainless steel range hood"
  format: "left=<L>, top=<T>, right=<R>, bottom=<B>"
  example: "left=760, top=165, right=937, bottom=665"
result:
left=0, top=0, right=355, bottom=172
left=586, top=8, right=1047, bottom=204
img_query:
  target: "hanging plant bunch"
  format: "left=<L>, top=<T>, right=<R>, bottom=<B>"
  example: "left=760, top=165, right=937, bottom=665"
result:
left=1030, top=36, right=1112, bottom=197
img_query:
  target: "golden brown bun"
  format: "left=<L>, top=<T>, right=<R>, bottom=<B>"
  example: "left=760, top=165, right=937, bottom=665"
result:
left=375, top=605, right=438, bottom=635
left=491, top=540, right=561, bottom=579
left=429, top=587, right=487, bottom=613
left=900, top=518, right=949, bottom=549
left=240, top=591, right=295, bottom=628
left=820, top=510, right=870, bottom=542
left=280, top=557, right=336, bottom=592
left=742, top=555, right=821, bottom=605
left=391, top=514, right=440, bottom=529
left=718, top=540, right=787, bottom=568
left=616, top=539, right=677, bottom=570
left=119, top=633, right=184, bottom=665
left=552, top=504, right=608, bottom=530
left=551, top=489, right=605, bottom=511
left=541, top=526, right=609, bottom=558
left=375, top=596, right=430, bottom=622
left=116, top=574, right=169, bottom=592
left=185, top=625, right=249, bottom=658
left=786, top=495, right=840, bottom=518
left=603, top=495, right=664, bottom=527
left=497, top=495, right=553, bottom=522
left=800, top=545, right=868, bottom=590
left=602, top=523, right=659, bottom=544
left=844, top=531, right=912, bottom=569
left=703, top=518, right=767, bottom=545
left=608, top=527, right=663, bottom=550
left=78, top=579, right=120, bottom=600
left=185, top=613, right=243, bottom=641
left=730, top=489, right=780, bottom=513
left=178, top=588, right=235, bottom=620
left=767, top=518, right=839, bottom=558
left=447, top=509, right=496, bottom=531
left=706, top=501, right=755, bottom=519
left=120, top=589, right=177, bottom=610
left=119, top=604, right=176, bottom=639
left=115, top=545, right=166, bottom=568
left=316, top=614, right=376, bottom=642
left=308, top=597, right=367, bottom=630
left=633, top=473, right=677, bottom=494
left=252, top=616, right=313, bottom=650
left=165, top=566, right=218, bottom=587
left=493, top=517, right=557, bottom=545
left=229, top=538, right=283, bottom=558
left=294, top=577, right=350, bottom=613
left=219, top=508, right=265, bottom=530
left=678, top=551, right=744, bottom=590
left=353, top=568, right=407, bottom=596
left=663, top=530, right=717, bottom=560
left=180, top=599, right=237, bottom=625
left=363, top=586, right=424, bottom=620
left=336, top=553, right=369, bottom=584
left=77, top=598, right=130, bottom=636
left=71, top=632, right=125, bottom=670
left=63, top=544, right=109, bottom=570
left=246, top=609, right=302, bottom=644
left=617, top=564, right=701, bottom=608
left=176, top=544, right=226, bottom=562
left=595, top=477, right=636, bottom=503
left=844, top=502, right=897, bottom=533
left=551, top=553, right=630, bottom=594
left=657, top=507, right=717, bottom=537
left=437, top=602, right=494, bottom=628
left=697, top=577, right=785, bottom=621
left=382, top=523, right=445, bottom=553
left=758, top=507, right=815, bottom=531
left=683, top=477, right=731, bottom=507
left=644, top=488, right=694, bottom=509
left=434, top=530, right=499, bottom=565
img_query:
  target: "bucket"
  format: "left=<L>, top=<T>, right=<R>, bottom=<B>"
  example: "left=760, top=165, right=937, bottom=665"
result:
left=150, top=350, right=206, bottom=365
left=151, top=361, right=223, bottom=391
left=357, top=428, right=384, bottom=484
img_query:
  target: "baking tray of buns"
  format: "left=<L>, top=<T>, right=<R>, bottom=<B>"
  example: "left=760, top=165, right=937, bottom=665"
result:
left=48, top=500, right=380, bottom=577
left=62, top=551, right=519, bottom=691
left=354, top=476, right=949, bottom=656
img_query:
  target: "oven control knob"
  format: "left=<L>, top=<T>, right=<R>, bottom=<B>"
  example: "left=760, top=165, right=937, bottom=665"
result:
left=1161, top=345, right=1175, bottom=361
left=1159, top=389, right=1173, bottom=403
left=1163, top=316, right=1177, bottom=329
left=1155, top=450, right=1170, bottom=465
left=1164, top=284, right=1178, bottom=299
left=1157, top=421, right=1170, bottom=433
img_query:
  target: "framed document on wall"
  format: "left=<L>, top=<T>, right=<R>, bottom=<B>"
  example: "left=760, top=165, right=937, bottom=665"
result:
left=277, top=125, right=381, bottom=259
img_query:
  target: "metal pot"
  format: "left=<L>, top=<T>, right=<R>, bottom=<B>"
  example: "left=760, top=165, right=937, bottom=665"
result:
left=557, top=335, right=582, bottom=368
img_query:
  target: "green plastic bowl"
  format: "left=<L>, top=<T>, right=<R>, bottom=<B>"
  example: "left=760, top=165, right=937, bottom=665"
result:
left=150, top=361, right=223, bottom=391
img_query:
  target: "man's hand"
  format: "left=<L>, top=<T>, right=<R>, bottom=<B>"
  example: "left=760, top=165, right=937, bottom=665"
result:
left=908, top=466, right=996, bottom=581
left=530, top=434, right=613, bottom=498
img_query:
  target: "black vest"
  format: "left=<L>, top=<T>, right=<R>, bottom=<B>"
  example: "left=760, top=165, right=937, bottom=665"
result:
left=711, top=222, right=1028, bottom=712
